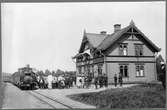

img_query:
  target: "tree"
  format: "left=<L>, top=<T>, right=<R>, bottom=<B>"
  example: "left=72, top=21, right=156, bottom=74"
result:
left=51, top=70, right=56, bottom=76
left=56, top=69, right=64, bottom=76
left=38, top=70, right=45, bottom=76
left=45, top=69, right=51, bottom=76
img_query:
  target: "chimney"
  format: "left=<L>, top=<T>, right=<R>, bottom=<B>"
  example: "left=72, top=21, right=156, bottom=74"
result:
left=26, top=64, right=30, bottom=68
left=114, top=24, right=121, bottom=32
left=100, top=31, right=107, bottom=35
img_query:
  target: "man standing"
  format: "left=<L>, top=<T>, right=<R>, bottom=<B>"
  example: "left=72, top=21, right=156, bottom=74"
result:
left=114, top=74, right=117, bottom=87
left=94, top=77, right=98, bottom=89
left=118, top=73, right=123, bottom=87
left=99, top=75, right=103, bottom=88
left=104, top=74, right=108, bottom=88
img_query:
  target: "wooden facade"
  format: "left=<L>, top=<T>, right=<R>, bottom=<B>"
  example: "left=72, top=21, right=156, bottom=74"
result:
left=73, top=20, right=161, bottom=84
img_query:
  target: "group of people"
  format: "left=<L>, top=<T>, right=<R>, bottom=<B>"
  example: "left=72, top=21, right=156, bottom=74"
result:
left=114, top=73, right=123, bottom=87
left=77, top=73, right=123, bottom=89
left=37, top=75, right=75, bottom=89
left=94, top=73, right=123, bottom=89
left=94, top=74, right=108, bottom=89
left=77, top=76, right=92, bottom=88
left=77, top=74, right=108, bottom=89
left=37, top=73, right=123, bottom=90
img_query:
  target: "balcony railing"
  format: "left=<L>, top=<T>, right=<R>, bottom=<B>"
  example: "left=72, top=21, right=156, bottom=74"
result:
left=76, top=57, right=104, bottom=66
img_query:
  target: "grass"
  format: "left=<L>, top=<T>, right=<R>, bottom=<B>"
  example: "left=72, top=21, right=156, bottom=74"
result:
left=0, top=82, right=6, bottom=109
left=68, top=83, right=165, bottom=108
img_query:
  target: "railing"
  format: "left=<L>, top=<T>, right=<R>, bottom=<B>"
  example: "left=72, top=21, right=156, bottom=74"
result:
left=93, top=57, right=104, bottom=64
left=76, top=57, right=104, bottom=65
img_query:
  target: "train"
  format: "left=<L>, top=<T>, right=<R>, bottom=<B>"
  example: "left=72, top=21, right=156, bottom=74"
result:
left=11, top=71, right=39, bottom=90
left=11, top=65, right=39, bottom=90
left=10, top=64, right=77, bottom=90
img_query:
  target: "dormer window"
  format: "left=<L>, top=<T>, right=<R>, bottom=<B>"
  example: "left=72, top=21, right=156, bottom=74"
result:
left=119, top=43, right=128, bottom=56
left=135, top=44, right=143, bottom=56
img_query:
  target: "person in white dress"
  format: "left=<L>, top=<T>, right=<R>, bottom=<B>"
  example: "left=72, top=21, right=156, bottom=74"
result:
left=47, top=75, right=53, bottom=89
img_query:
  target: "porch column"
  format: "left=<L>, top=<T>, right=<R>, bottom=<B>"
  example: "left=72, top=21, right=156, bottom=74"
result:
left=104, top=55, right=107, bottom=75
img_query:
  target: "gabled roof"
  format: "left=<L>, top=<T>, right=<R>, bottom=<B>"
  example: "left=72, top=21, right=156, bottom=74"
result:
left=78, top=30, right=107, bottom=53
left=86, top=33, right=107, bottom=48
left=78, top=20, right=161, bottom=56
left=98, top=21, right=160, bottom=52
left=97, top=25, right=130, bottom=51
left=131, top=24, right=161, bottom=52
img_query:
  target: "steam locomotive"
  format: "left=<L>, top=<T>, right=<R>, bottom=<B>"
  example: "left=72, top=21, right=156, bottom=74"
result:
left=11, top=65, right=39, bottom=90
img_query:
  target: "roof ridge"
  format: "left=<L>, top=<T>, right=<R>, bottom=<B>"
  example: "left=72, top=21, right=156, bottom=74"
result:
left=96, top=25, right=130, bottom=50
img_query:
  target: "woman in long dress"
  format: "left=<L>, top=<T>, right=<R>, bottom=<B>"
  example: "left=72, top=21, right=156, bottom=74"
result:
left=47, top=75, right=53, bottom=89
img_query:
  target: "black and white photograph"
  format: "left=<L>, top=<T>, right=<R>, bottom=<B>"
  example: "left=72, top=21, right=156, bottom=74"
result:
left=1, top=1, right=166, bottom=109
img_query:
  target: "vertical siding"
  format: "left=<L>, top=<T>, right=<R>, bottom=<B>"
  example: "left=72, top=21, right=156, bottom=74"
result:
left=108, top=36, right=154, bottom=56
left=94, top=64, right=98, bottom=77
left=144, top=63, right=156, bottom=81
left=81, top=66, right=84, bottom=73
left=127, top=41, right=134, bottom=55
left=107, top=63, right=119, bottom=83
left=128, top=63, right=135, bottom=81
left=76, top=67, right=79, bottom=74
left=143, top=45, right=154, bottom=56
left=106, top=62, right=157, bottom=83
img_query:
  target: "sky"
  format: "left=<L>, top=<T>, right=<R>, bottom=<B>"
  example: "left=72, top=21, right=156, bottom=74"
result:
left=2, top=2, right=166, bottom=73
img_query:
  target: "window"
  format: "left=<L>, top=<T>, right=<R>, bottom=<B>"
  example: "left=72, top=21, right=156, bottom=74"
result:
left=78, top=67, right=81, bottom=74
left=98, top=64, right=103, bottom=75
left=136, top=64, right=144, bottom=77
left=119, top=65, right=128, bottom=77
left=89, top=65, right=94, bottom=73
left=92, top=65, right=94, bottom=78
left=119, top=43, right=128, bottom=56
left=88, top=65, right=94, bottom=78
left=81, top=66, right=84, bottom=74
left=84, top=66, right=87, bottom=73
left=135, top=44, right=143, bottom=56
left=87, top=65, right=90, bottom=73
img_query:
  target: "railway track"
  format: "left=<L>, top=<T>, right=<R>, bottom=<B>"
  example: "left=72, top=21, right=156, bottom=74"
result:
left=27, top=90, right=73, bottom=109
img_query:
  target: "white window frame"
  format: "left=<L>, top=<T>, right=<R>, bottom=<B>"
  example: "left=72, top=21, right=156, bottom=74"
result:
left=119, top=43, right=128, bottom=56
left=136, top=64, right=145, bottom=77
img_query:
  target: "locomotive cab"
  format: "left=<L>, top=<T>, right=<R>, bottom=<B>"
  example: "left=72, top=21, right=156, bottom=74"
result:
left=20, top=72, right=38, bottom=90
left=12, top=65, right=39, bottom=90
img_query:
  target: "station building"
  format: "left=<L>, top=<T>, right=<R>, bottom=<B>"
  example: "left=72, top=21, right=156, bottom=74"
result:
left=73, top=20, right=161, bottom=84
